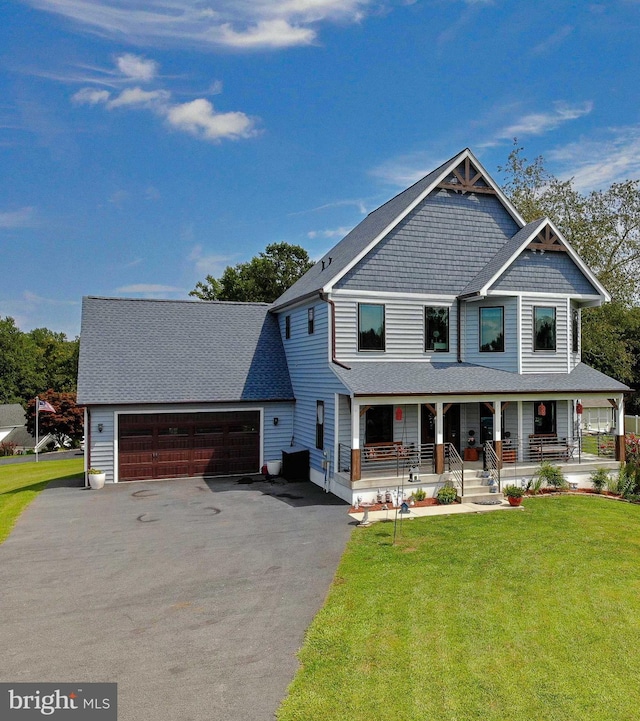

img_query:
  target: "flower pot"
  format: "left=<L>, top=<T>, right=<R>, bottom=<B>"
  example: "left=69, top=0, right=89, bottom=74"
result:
left=507, top=496, right=522, bottom=507
left=266, top=460, right=282, bottom=477
left=88, top=472, right=106, bottom=490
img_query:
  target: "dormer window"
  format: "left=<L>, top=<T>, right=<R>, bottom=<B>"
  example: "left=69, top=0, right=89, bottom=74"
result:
left=358, top=303, right=385, bottom=351
left=534, top=307, right=556, bottom=351
left=425, top=307, right=449, bottom=352
left=479, top=307, right=504, bottom=352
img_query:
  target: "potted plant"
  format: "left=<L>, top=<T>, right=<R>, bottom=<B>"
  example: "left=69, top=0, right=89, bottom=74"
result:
left=504, top=484, right=524, bottom=506
left=88, top=467, right=106, bottom=490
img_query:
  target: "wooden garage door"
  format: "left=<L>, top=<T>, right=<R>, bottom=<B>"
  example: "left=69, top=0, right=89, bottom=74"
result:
left=118, top=411, right=260, bottom=481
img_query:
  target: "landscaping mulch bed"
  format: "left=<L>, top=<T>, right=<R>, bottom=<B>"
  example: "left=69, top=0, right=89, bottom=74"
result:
left=349, top=498, right=439, bottom=513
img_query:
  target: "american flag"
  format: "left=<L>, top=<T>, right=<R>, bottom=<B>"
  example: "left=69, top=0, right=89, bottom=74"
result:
left=38, top=399, right=56, bottom=413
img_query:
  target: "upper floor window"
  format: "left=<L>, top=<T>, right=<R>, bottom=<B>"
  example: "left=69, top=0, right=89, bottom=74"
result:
left=285, top=315, right=291, bottom=339
left=572, top=308, right=579, bottom=353
left=308, top=307, right=314, bottom=335
left=534, top=307, right=556, bottom=351
left=479, top=307, right=504, bottom=352
left=425, top=306, right=449, bottom=352
left=358, top=303, right=385, bottom=351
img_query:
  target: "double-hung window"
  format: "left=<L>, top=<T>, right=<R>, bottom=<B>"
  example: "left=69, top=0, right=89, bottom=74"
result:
left=425, top=306, right=449, bottom=352
left=534, top=307, right=556, bottom=351
left=479, top=307, right=504, bottom=352
left=358, top=303, right=385, bottom=351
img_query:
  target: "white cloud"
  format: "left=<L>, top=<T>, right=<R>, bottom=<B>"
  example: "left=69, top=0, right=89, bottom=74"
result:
left=24, top=0, right=375, bottom=50
left=166, top=98, right=255, bottom=141
left=498, top=101, right=593, bottom=138
left=307, top=226, right=351, bottom=239
left=0, top=206, right=36, bottom=228
left=532, top=25, right=573, bottom=55
left=115, top=284, right=183, bottom=293
left=548, top=126, right=640, bottom=191
left=23, top=290, right=79, bottom=306
left=216, top=19, right=315, bottom=48
left=107, top=87, right=170, bottom=109
left=72, top=87, right=111, bottom=105
left=371, top=151, right=449, bottom=187
left=188, top=245, right=235, bottom=276
left=116, top=53, right=158, bottom=81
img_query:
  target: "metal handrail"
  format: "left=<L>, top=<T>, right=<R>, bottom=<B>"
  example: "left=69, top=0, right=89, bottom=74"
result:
left=484, top=441, right=501, bottom=493
left=445, top=442, right=464, bottom=496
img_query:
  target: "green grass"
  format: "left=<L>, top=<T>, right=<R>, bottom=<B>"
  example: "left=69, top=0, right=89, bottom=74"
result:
left=0, top=458, right=83, bottom=544
left=278, top=496, right=640, bottom=721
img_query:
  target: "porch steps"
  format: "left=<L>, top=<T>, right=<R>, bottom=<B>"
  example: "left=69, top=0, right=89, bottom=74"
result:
left=458, top=471, right=504, bottom=505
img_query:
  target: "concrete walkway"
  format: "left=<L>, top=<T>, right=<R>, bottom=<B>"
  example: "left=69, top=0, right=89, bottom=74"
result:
left=349, top=499, right=522, bottom=524
left=0, top=475, right=351, bottom=721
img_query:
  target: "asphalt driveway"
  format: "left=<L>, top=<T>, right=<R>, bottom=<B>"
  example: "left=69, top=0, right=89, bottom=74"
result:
left=0, top=475, right=352, bottom=720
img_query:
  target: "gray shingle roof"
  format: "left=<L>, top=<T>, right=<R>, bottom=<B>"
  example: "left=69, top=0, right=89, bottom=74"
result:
left=272, top=150, right=470, bottom=309
left=461, top=219, right=545, bottom=296
left=0, top=404, right=26, bottom=428
left=77, top=297, right=294, bottom=405
left=331, top=361, right=630, bottom=396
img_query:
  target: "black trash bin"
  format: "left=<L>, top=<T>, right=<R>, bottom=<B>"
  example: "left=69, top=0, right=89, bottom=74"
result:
left=281, top=446, right=310, bottom=481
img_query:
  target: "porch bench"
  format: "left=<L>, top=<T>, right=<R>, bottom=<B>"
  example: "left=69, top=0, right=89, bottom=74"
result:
left=528, top=434, right=571, bottom=461
left=363, top=441, right=412, bottom=462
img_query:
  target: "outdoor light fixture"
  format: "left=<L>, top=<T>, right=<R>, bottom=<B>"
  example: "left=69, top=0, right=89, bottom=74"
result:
left=273, top=417, right=279, bottom=426
left=98, top=423, right=104, bottom=433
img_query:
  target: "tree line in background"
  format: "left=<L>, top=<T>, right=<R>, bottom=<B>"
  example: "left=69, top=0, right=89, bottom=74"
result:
left=0, top=318, right=81, bottom=451
left=2, top=144, right=640, bottom=428
left=500, top=144, right=640, bottom=412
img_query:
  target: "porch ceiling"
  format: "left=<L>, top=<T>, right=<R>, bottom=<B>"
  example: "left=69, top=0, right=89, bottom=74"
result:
left=332, top=361, right=630, bottom=397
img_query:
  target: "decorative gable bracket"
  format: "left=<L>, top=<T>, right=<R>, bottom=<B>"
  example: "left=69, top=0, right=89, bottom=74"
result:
left=437, top=157, right=497, bottom=196
left=527, top=225, right=566, bottom=253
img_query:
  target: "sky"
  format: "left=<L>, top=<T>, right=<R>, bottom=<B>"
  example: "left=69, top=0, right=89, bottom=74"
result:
left=1, top=0, right=640, bottom=338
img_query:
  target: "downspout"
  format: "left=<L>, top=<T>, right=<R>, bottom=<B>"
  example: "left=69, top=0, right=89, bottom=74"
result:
left=319, top=292, right=351, bottom=370
left=457, top=297, right=462, bottom=363
left=85, top=407, right=91, bottom=488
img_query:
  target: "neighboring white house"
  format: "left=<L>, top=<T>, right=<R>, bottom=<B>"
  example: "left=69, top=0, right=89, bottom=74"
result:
left=77, top=148, right=629, bottom=503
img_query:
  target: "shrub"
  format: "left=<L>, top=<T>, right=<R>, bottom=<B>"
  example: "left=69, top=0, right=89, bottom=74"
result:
left=436, top=484, right=457, bottom=505
left=590, top=468, right=611, bottom=494
left=504, top=484, right=524, bottom=499
left=536, top=461, right=568, bottom=490
left=0, top=441, right=17, bottom=457
left=411, top=488, right=427, bottom=502
left=525, top=477, right=544, bottom=495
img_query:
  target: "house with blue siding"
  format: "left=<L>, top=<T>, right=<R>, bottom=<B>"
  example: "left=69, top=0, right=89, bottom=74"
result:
left=78, top=148, right=629, bottom=502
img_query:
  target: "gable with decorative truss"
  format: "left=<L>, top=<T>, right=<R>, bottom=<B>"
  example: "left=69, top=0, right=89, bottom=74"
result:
left=527, top=225, right=566, bottom=253
left=437, top=157, right=496, bottom=195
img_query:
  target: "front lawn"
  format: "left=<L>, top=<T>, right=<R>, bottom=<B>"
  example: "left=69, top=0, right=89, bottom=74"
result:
left=0, top=458, right=84, bottom=543
left=278, top=496, right=640, bottom=721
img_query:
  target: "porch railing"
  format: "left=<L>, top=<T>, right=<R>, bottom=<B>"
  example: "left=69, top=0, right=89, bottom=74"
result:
left=484, top=441, right=501, bottom=492
left=498, top=435, right=583, bottom=464
left=444, top=442, right=464, bottom=496
left=338, top=442, right=436, bottom=479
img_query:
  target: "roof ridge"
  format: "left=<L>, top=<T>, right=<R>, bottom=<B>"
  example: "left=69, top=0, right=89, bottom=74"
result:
left=85, top=296, right=271, bottom=307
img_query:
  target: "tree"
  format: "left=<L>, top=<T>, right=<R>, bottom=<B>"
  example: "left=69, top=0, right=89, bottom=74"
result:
left=0, top=317, right=79, bottom=407
left=499, top=143, right=640, bottom=305
left=499, top=143, right=640, bottom=397
left=190, top=242, right=314, bottom=303
left=26, top=390, right=84, bottom=448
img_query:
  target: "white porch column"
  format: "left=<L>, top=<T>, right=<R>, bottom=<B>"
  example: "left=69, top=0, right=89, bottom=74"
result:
left=435, top=402, right=444, bottom=474
left=517, top=401, right=524, bottom=462
left=615, top=395, right=626, bottom=462
left=351, top=399, right=361, bottom=482
left=351, top=399, right=360, bottom=447
left=494, top=400, right=502, bottom=466
left=435, top=402, right=444, bottom=444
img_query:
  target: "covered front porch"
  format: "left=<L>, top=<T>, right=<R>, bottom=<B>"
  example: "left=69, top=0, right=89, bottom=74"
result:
left=334, top=393, right=625, bottom=503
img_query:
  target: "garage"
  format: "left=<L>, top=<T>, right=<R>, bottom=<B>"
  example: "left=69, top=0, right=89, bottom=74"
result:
left=118, top=411, right=260, bottom=481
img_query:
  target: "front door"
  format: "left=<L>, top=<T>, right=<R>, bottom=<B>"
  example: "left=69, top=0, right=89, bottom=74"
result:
left=479, top=403, right=493, bottom=445
left=421, top=404, right=460, bottom=450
